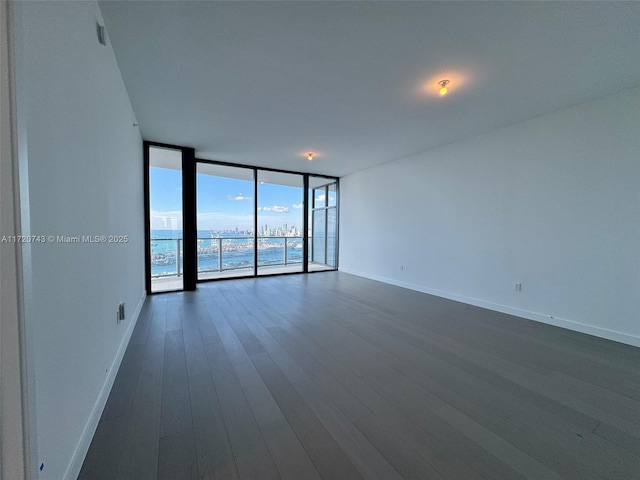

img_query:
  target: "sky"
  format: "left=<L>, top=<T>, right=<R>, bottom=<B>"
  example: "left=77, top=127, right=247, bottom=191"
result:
left=150, top=167, right=311, bottom=232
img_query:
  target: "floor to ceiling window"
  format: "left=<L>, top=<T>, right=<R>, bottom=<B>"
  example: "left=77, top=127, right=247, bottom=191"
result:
left=309, top=176, right=338, bottom=271
left=145, top=143, right=338, bottom=291
left=147, top=146, right=184, bottom=293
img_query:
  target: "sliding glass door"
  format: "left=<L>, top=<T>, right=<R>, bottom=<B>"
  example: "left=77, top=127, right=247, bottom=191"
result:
left=257, top=171, right=304, bottom=275
left=196, top=163, right=255, bottom=280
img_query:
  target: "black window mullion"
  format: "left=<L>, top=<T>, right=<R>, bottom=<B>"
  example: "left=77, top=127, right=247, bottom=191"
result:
left=303, top=174, right=309, bottom=273
left=182, top=147, right=197, bottom=291
left=253, top=168, right=258, bottom=277
left=143, top=142, right=151, bottom=293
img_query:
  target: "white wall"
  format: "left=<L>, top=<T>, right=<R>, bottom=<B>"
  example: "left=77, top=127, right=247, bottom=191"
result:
left=340, top=87, right=640, bottom=346
left=13, top=2, right=146, bottom=479
left=1, top=1, right=28, bottom=478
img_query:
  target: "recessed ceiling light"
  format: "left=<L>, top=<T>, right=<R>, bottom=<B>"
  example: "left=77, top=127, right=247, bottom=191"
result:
left=307, top=152, right=314, bottom=161
left=438, top=79, right=450, bottom=96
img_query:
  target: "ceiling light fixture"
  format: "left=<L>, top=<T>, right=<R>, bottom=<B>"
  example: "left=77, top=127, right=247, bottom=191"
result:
left=438, top=79, right=450, bottom=96
left=307, top=152, right=314, bottom=161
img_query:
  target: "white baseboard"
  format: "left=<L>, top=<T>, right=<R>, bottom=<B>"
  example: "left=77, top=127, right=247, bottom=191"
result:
left=63, top=291, right=147, bottom=480
left=339, top=267, right=640, bottom=348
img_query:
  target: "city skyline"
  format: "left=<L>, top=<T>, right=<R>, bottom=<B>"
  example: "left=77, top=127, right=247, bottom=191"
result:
left=150, top=167, right=308, bottom=231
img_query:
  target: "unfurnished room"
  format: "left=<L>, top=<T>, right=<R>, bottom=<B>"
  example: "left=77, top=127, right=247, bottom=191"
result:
left=1, top=1, right=639, bottom=480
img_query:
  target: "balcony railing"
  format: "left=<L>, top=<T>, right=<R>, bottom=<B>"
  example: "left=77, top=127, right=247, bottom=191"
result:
left=150, top=238, right=183, bottom=278
left=150, top=236, right=304, bottom=279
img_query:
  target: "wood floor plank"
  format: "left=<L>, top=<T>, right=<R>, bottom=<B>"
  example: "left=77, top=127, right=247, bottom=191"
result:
left=248, top=350, right=366, bottom=480
left=292, top=377, right=404, bottom=480
left=127, top=300, right=154, bottom=348
left=82, top=272, right=640, bottom=480
left=353, top=413, right=443, bottom=480
left=262, top=306, right=386, bottom=377
left=189, top=372, right=240, bottom=480
left=548, top=371, right=640, bottom=420
left=348, top=307, right=607, bottom=437
left=361, top=368, right=524, bottom=480
left=160, top=329, right=192, bottom=438
left=188, top=372, right=240, bottom=480
left=354, top=307, right=639, bottom=431
left=181, top=303, right=210, bottom=378
left=435, top=405, right=563, bottom=480
left=203, top=340, right=281, bottom=480
left=265, top=322, right=369, bottom=393
left=369, top=335, right=638, bottom=479
left=78, top=414, right=130, bottom=480
left=100, top=343, right=145, bottom=420
left=241, top=312, right=372, bottom=422
left=157, top=428, right=198, bottom=480
left=421, top=387, right=605, bottom=480
left=238, top=316, right=309, bottom=385
left=346, top=376, right=486, bottom=480
left=594, top=420, right=640, bottom=456
left=505, top=407, right=640, bottom=479
left=337, top=296, right=513, bottom=377
left=501, top=368, right=640, bottom=437
left=165, top=299, right=183, bottom=332
left=217, top=310, right=323, bottom=480
left=117, top=306, right=166, bottom=480
left=344, top=277, right=640, bottom=398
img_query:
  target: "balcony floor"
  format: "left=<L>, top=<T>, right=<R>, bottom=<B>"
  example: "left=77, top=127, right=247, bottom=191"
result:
left=151, top=262, right=335, bottom=292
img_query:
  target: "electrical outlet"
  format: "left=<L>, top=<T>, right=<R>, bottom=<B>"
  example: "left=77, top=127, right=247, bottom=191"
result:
left=514, top=282, right=522, bottom=292
left=400, top=265, right=404, bottom=271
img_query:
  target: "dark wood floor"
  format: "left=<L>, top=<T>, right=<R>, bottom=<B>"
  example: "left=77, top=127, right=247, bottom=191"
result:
left=79, top=272, right=640, bottom=480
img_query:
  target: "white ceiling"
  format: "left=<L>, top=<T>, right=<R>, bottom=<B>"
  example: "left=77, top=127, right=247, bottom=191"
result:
left=100, top=1, right=640, bottom=177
